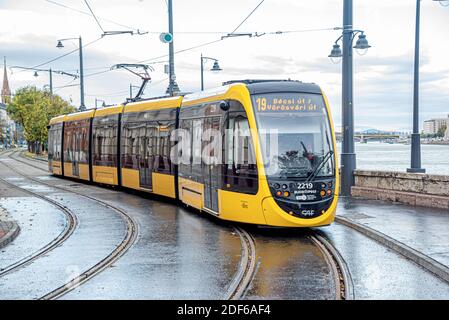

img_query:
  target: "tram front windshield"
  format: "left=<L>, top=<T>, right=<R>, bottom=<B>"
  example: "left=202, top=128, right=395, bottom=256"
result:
left=252, top=93, right=335, bottom=180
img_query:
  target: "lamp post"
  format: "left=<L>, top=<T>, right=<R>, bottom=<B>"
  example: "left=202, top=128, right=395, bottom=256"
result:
left=407, top=0, right=447, bottom=173
left=11, top=66, right=78, bottom=95
left=57, top=36, right=85, bottom=111
left=165, top=0, right=180, bottom=96
left=328, top=0, right=371, bottom=197
left=200, top=54, right=222, bottom=91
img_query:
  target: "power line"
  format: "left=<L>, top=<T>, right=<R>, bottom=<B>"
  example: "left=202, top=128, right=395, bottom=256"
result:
left=26, top=37, right=103, bottom=72
left=44, top=0, right=146, bottom=32
left=83, top=0, right=105, bottom=33
left=230, top=0, right=266, bottom=35
left=83, top=25, right=337, bottom=80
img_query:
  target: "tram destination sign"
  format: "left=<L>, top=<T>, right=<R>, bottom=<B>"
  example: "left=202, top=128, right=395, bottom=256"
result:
left=253, top=93, right=325, bottom=113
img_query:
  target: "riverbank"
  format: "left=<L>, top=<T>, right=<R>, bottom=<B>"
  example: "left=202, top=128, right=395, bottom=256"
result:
left=338, top=142, right=449, bottom=176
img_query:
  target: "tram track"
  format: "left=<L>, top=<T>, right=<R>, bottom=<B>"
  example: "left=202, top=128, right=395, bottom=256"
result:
left=16, top=151, right=260, bottom=300
left=309, top=231, right=354, bottom=300
left=0, top=156, right=78, bottom=278
left=225, top=226, right=257, bottom=300
left=19, top=151, right=352, bottom=300
left=0, top=150, right=139, bottom=300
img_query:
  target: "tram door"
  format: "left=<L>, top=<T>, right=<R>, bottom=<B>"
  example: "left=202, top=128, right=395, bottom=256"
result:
left=203, top=117, right=221, bottom=213
left=139, top=123, right=154, bottom=190
left=72, top=131, right=80, bottom=177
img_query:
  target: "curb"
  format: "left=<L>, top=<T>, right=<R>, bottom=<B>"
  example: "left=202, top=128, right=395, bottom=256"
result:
left=0, top=222, right=20, bottom=249
left=335, top=216, right=449, bottom=284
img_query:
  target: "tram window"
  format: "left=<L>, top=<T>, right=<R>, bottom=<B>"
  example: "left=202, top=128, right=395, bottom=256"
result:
left=191, top=119, right=203, bottom=180
left=93, top=115, right=119, bottom=167
left=154, top=120, right=175, bottom=174
left=63, top=120, right=90, bottom=165
left=223, top=113, right=258, bottom=195
left=178, top=119, right=193, bottom=178
left=121, top=121, right=144, bottom=170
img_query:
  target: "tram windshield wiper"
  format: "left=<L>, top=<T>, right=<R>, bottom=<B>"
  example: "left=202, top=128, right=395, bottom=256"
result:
left=306, top=150, right=334, bottom=182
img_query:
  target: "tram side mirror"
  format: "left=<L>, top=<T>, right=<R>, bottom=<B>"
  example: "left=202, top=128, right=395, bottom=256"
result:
left=219, top=100, right=230, bottom=111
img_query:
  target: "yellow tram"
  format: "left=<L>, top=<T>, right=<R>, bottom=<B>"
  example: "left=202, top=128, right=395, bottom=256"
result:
left=48, top=80, right=339, bottom=227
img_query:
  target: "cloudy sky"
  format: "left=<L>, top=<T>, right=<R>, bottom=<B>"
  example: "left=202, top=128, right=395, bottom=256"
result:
left=1, top=0, right=448, bottom=131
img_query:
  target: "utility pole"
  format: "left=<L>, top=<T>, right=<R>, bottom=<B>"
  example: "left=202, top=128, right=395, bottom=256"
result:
left=166, top=0, right=179, bottom=96
left=408, top=0, right=425, bottom=173
left=340, top=0, right=356, bottom=196
left=49, top=68, right=53, bottom=94
left=79, top=36, right=85, bottom=111
left=200, top=54, right=204, bottom=91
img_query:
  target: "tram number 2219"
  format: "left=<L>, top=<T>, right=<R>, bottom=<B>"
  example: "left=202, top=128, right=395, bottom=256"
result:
left=298, top=182, right=314, bottom=190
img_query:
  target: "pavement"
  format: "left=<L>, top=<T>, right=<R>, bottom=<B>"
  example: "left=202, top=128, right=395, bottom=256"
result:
left=0, top=206, right=20, bottom=249
left=336, top=197, right=449, bottom=278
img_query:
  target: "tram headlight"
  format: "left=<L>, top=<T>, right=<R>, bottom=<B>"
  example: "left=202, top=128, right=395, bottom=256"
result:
left=276, top=191, right=282, bottom=197
left=327, top=189, right=332, bottom=196
left=283, top=191, right=290, bottom=198
left=320, top=190, right=326, bottom=197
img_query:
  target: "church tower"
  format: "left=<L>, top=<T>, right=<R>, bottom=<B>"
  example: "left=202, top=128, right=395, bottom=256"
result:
left=1, top=57, right=11, bottom=104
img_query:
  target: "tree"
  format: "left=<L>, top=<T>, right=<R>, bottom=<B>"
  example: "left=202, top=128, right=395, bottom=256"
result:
left=7, top=86, right=76, bottom=154
left=0, top=117, right=7, bottom=144
left=437, top=125, right=447, bottom=138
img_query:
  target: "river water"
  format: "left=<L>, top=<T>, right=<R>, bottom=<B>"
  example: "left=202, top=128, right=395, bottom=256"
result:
left=336, top=142, right=449, bottom=175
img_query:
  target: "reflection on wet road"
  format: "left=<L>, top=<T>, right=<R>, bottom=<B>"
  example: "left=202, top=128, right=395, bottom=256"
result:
left=244, top=228, right=336, bottom=300
left=2, top=150, right=449, bottom=299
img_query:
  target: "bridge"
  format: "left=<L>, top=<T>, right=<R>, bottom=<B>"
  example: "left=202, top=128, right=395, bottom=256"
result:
left=335, top=132, right=401, bottom=142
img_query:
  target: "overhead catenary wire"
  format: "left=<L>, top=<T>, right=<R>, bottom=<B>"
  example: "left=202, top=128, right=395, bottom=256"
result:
left=84, top=25, right=337, bottom=80
left=16, top=37, right=103, bottom=75
left=83, top=0, right=105, bottom=33
left=230, top=0, right=266, bottom=35
left=44, top=0, right=145, bottom=32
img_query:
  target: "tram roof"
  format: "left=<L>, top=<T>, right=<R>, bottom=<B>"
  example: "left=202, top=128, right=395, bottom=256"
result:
left=124, top=96, right=183, bottom=114
left=49, top=114, right=66, bottom=125
left=225, top=80, right=322, bottom=95
left=65, top=109, right=96, bottom=122
left=93, top=105, right=124, bottom=117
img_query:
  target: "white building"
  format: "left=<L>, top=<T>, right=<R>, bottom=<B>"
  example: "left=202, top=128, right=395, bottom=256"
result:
left=1, top=57, right=17, bottom=146
left=423, top=115, right=449, bottom=136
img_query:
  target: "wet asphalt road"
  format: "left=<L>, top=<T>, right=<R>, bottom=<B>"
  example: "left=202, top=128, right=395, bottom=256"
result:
left=1, top=150, right=449, bottom=299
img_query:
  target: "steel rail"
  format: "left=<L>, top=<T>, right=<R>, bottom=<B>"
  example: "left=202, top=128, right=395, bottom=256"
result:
left=0, top=151, right=78, bottom=277
left=2, top=151, right=138, bottom=300
left=225, top=226, right=257, bottom=300
left=309, top=232, right=354, bottom=300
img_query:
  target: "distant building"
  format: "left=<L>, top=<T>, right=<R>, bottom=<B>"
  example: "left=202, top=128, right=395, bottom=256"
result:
left=1, top=57, right=18, bottom=147
left=423, top=115, right=449, bottom=135
left=1, top=57, right=11, bottom=104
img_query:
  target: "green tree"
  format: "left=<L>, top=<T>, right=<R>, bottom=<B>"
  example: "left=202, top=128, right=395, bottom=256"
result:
left=7, top=86, right=75, bottom=154
left=437, top=125, right=447, bottom=138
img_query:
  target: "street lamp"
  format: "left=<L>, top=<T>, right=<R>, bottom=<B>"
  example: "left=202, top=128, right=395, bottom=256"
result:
left=408, top=0, right=447, bottom=173
left=327, top=0, right=372, bottom=197
left=200, top=54, right=222, bottom=91
left=328, top=44, right=342, bottom=64
left=57, top=36, right=85, bottom=111
left=11, top=66, right=78, bottom=95
left=353, top=34, right=371, bottom=55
